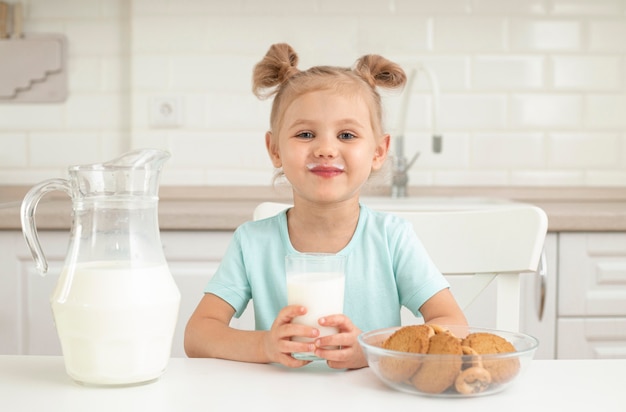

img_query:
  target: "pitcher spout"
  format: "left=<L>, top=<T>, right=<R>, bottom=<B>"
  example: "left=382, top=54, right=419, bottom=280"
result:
left=102, top=148, right=171, bottom=171
left=68, top=148, right=171, bottom=199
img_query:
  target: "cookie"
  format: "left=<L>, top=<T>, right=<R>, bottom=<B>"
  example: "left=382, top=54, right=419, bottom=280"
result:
left=410, top=332, right=463, bottom=394
left=378, top=325, right=433, bottom=382
left=454, top=366, right=492, bottom=394
left=461, top=332, right=520, bottom=384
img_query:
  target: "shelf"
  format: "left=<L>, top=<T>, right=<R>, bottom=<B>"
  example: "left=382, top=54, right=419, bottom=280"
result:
left=0, top=34, right=67, bottom=103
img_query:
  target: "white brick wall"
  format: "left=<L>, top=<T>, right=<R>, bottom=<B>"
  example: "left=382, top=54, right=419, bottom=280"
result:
left=0, top=0, right=625, bottom=187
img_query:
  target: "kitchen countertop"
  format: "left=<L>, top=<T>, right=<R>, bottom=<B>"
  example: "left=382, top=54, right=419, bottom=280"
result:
left=0, top=356, right=623, bottom=411
left=1, top=185, right=625, bottom=232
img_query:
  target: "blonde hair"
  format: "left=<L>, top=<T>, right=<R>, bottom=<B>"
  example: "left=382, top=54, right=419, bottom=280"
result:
left=252, top=43, right=406, bottom=142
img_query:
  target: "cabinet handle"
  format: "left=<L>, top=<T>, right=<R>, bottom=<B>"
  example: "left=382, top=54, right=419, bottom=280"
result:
left=536, top=249, right=547, bottom=321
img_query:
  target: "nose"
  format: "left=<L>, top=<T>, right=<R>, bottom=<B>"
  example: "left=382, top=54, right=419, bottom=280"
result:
left=312, top=133, right=338, bottom=158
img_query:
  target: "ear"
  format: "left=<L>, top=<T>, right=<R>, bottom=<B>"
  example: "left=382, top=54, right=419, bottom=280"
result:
left=371, top=134, right=390, bottom=171
left=265, top=131, right=282, bottom=168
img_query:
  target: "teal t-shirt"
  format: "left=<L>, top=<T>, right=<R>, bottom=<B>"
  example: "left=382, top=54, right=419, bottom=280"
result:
left=204, top=204, right=449, bottom=332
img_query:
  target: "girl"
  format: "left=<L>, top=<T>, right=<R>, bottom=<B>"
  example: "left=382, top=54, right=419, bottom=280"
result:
left=184, top=43, right=467, bottom=370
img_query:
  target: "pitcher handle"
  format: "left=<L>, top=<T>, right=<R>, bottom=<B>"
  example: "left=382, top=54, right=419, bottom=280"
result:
left=20, top=178, right=72, bottom=276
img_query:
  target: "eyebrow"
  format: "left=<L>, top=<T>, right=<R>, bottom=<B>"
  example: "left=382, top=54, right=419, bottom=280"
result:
left=287, top=118, right=367, bottom=130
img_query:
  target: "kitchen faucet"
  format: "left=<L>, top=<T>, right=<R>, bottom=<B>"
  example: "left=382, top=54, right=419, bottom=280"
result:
left=391, top=64, right=442, bottom=197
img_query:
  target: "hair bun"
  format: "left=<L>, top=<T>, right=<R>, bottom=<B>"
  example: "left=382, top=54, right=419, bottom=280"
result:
left=252, top=43, right=301, bottom=99
left=354, top=55, right=406, bottom=90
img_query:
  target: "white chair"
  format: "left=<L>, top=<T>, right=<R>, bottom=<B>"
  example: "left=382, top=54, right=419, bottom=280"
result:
left=252, top=201, right=548, bottom=332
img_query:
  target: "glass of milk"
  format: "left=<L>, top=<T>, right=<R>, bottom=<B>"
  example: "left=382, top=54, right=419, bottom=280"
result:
left=286, top=253, right=346, bottom=361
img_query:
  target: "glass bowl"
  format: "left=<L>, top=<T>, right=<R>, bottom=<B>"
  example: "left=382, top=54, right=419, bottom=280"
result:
left=358, top=325, right=538, bottom=397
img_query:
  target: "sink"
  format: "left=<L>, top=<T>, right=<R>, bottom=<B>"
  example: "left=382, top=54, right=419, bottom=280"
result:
left=361, top=196, right=519, bottom=211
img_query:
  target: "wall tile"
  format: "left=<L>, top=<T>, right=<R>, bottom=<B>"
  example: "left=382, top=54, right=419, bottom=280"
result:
left=205, top=93, right=269, bottom=130
left=395, top=0, right=470, bottom=14
left=358, top=17, right=429, bottom=54
left=29, top=132, right=101, bottom=167
left=473, top=56, right=544, bottom=90
left=131, top=131, right=169, bottom=152
left=510, top=94, right=583, bottom=128
left=396, top=57, right=469, bottom=92
left=102, top=56, right=130, bottom=92
left=385, top=95, right=432, bottom=133
left=472, top=133, right=546, bottom=168
left=510, top=170, right=585, bottom=186
left=169, top=55, right=257, bottom=93
left=548, top=132, right=620, bottom=167
left=589, top=19, right=626, bottom=52
left=550, top=0, right=625, bottom=15
left=160, top=168, right=206, bottom=186
left=552, top=56, right=622, bottom=90
left=132, top=0, right=241, bottom=15
left=0, top=134, right=27, bottom=167
left=0, top=169, right=67, bottom=185
left=166, top=131, right=268, bottom=171
left=132, top=16, right=210, bottom=53
left=65, top=94, right=126, bottom=130
left=585, top=171, right=626, bottom=186
left=68, top=57, right=102, bottom=92
left=132, top=56, right=169, bottom=91
left=64, top=20, right=125, bottom=56
left=433, top=170, right=510, bottom=186
left=439, top=95, right=507, bottom=129
left=200, top=16, right=360, bottom=60
left=585, top=94, right=626, bottom=129
left=434, top=17, right=506, bottom=51
left=510, top=19, right=581, bottom=51
left=0, top=106, right=65, bottom=130
left=26, top=0, right=105, bottom=19
left=471, top=0, right=547, bottom=14
left=320, top=0, right=393, bottom=14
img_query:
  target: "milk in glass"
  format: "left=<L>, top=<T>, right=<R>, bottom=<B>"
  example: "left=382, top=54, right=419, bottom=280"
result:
left=285, top=253, right=346, bottom=360
left=287, top=271, right=345, bottom=338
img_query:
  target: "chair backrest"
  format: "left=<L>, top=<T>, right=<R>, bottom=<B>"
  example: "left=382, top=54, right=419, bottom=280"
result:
left=252, top=201, right=548, bottom=332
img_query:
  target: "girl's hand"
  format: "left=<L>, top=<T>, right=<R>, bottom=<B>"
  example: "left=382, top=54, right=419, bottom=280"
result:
left=312, top=315, right=368, bottom=370
left=263, top=305, right=319, bottom=368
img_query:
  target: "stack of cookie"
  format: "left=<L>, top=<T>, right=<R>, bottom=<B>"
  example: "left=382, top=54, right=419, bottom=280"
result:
left=379, top=324, right=520, bottom=395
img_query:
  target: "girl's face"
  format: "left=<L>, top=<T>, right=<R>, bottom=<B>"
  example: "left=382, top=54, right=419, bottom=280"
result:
left=266, top=89, right=389, bottom=205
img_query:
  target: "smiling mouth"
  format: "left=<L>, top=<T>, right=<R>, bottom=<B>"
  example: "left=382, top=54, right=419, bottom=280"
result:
left=306, top=163, right=345, bottom=177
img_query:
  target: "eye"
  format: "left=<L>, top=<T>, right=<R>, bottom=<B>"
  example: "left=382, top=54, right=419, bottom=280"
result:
left=295, top=131, right=314, bottom=139
left=338, top=132, right=356, bottom=140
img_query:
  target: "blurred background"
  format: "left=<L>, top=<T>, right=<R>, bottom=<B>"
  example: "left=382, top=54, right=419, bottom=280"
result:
left=1, top=0, right=625, bottom=188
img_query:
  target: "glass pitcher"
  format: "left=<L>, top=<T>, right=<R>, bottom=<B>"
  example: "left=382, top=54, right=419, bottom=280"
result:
left=20, top=149, right=181, bottom=386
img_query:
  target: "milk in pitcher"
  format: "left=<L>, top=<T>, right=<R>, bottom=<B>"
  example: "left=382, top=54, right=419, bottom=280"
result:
left=51, top=261, right=180, bottom=385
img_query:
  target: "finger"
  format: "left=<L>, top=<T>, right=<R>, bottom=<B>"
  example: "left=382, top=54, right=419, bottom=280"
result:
left=279, top=353, right=312, bottom=368
left=278, top=323, right=319, bottom=342
left=283, top=339, right=316, bottom=356
left=274, top=305, right=307, bottom=327
left=318, top=314, right=352, bottom=330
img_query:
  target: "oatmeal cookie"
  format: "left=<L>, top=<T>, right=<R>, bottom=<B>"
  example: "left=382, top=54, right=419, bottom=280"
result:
left=410, top=332, right=463, bottom=394
left=378, top=325, right=434, bottom=382
left=461, top=332, right=519, bottom=384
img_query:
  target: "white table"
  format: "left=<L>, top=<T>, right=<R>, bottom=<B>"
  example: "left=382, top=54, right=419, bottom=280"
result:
left=0, top=356, right=623, bottom=411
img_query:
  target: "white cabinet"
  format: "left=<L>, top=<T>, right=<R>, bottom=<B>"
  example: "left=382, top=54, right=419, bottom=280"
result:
left=557, top=232, right=626, bottom=359
left=0, top=231, right=68, bottom=356
left=160, top=231, right=234, bottom=356
left=2, top=229, right=623, bottom=360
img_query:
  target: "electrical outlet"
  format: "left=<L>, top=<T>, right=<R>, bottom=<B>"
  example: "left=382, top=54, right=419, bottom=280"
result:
left=149, top=97, right=182, bottom=128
